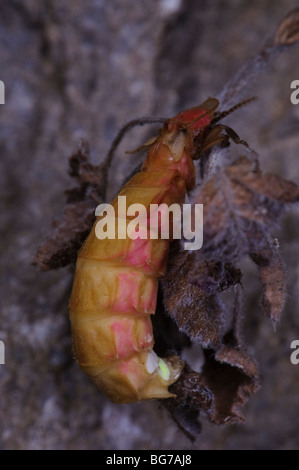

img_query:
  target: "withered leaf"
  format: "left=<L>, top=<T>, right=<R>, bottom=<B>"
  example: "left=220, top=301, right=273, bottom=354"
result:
left=274, top=8, right=299, bottom=46
left=191, top=155, right=299, bottom=263
left=250, top=239, right=287, bottom=324
left=188, top=260, right=242, bottom=293
left=33, top=140, right=105, bottom=270
left=163, top=364, right=213, bottom=442
left=161, top=246, right=228, bottom=350
left=161, top=293, right=259, bottom=435
left=201, top=345, right=259, bottom=425
left=161, top=152, right=298, bottom=438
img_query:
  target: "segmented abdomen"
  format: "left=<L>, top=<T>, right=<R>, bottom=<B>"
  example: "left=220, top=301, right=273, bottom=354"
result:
left=69, top=166, right=187, bottom=403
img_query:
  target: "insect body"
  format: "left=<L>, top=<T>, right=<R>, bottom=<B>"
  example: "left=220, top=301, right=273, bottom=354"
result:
left=69, top=97, right=228, bottom=403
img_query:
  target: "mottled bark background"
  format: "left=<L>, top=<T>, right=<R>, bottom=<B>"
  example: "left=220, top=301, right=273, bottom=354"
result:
left=1, top=0, right=299, bottom=450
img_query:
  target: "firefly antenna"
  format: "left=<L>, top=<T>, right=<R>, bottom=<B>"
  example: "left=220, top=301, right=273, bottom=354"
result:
left=212, top=96, right=257, bottom=124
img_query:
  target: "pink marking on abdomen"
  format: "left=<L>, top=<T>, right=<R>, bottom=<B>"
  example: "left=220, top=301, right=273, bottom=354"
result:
left=110, top=317, right=154, bottom=360
left=111, top=320, right=135, bottom=358
left=125, top=238, right=152, bottom=271
left=112, top=271, right=158, bottom=314
left=118, top=355, right=150, bottom=392
left=125, top=237, right=169, bottom=276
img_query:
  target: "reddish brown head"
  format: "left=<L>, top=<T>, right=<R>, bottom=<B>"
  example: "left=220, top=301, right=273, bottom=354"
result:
left=166, top=97, right=219, bottom=134
left=142, top=99, right=219, bottom=190
left=164, top=96, right=255, bottom=162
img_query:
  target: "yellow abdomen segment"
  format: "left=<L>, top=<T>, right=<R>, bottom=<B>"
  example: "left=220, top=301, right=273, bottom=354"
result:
left=69, top=172, right=186, bottom=403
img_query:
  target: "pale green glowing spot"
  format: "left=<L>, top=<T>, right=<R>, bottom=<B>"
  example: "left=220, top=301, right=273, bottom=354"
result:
left=158, top=358, right=170, bottom=381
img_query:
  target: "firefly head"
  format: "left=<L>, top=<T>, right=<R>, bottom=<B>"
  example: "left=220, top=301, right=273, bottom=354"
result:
left=161, top=97, right=219, bottom=161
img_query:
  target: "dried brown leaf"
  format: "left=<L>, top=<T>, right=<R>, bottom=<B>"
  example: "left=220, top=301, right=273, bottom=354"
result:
left=160, top=152, right=298, bottom=437
left=163, top=364, right=213, bottom=442
left=191, top=155, right=299, bottom=263
left=32, top=140, right=105, bottom=270
left=161, top=246, right=228, bottom=349
left=274, top=8, right=299, bottom=46
left=161, top=290, right=259, bottom=434
left=163, top=343, right=259, bottom=437
left=188, top=260, right=242, bottom=293
left=201, top=345, right=259, bottom=425
left=250, top=239, right=287, bottom=324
